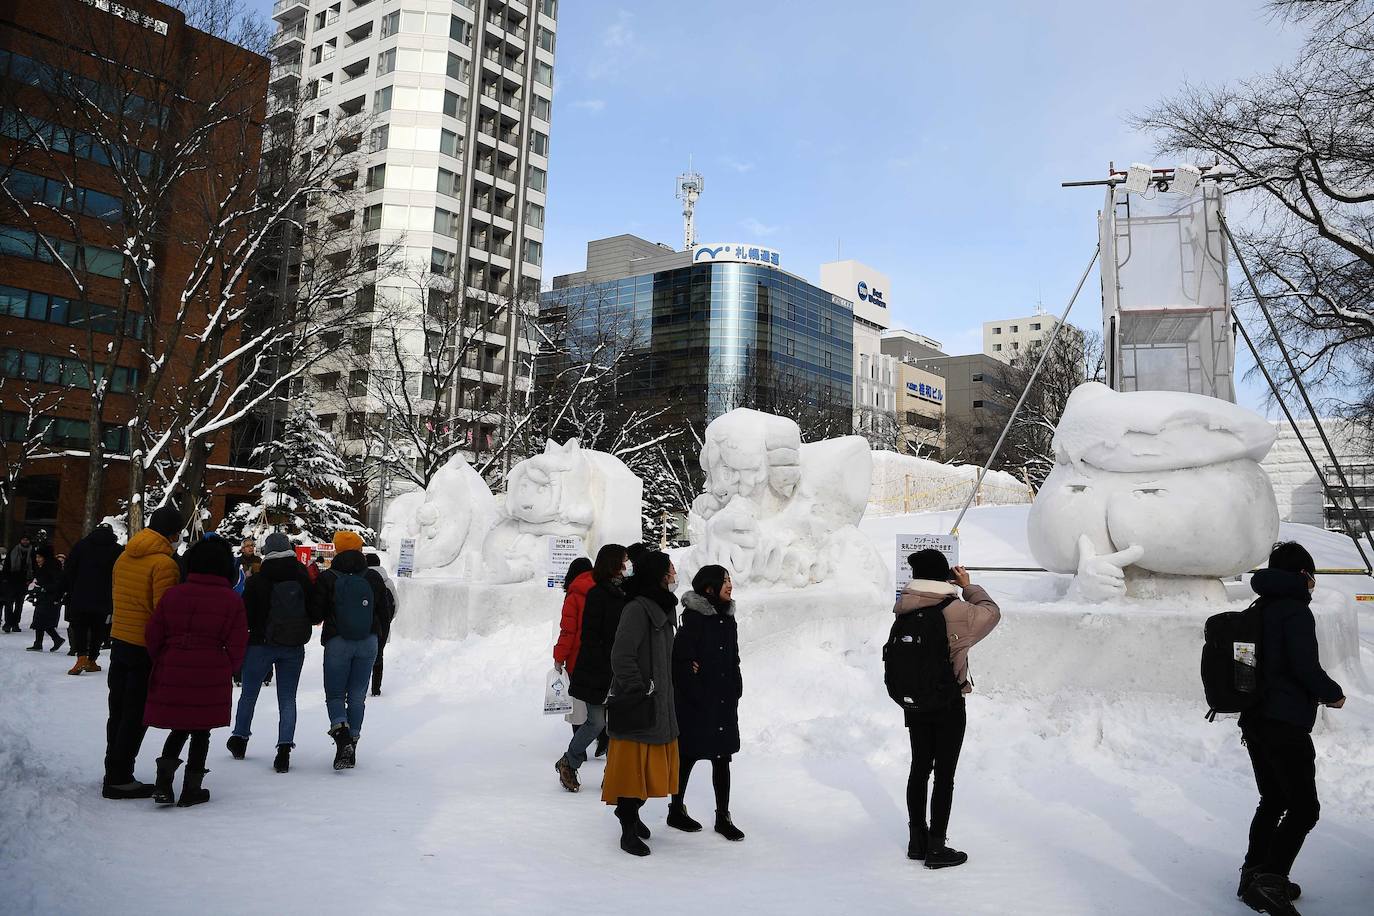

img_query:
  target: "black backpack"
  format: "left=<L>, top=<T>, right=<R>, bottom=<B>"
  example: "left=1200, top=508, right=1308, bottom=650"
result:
left=1201, top=599, right=1265, bottom=721
left=883, top=596, right=959, bottom=714
left=265, top=578, right=311, bottom=647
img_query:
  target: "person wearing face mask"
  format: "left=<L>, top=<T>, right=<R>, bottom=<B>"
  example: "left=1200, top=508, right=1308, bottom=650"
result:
left=103, top=506, right=185, bottom=799
left=1234, top=542, right=1346, bottom=916
left=601, top=550, right=680, bottom=856
left=558, top=545, right=628, bottom=791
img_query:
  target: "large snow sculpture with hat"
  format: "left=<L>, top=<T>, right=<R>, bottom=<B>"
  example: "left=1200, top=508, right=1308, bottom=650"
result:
left=1028, top=382, right=1279, bottom=602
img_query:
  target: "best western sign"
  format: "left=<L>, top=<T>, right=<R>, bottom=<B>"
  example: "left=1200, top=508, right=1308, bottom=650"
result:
left=856, top=280, right=886, bottom=308
left=907, top=381, right=943, bottom=404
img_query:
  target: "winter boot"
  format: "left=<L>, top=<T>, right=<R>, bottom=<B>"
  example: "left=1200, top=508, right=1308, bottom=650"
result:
left=49, top=635, right=65, bottom=653
left=666, top=802, right=702, bottom=832
left=84, top=657, right=102, bottom=672
left=555, top=755, right=580, bottom=792
left=594, top=732, right=609, bottom=758
left=25, top=640, right=42, bottom=651
left=226, top=735, right=248, bottom=760
left=68, top=656, right=89, bottom=676
left=1242, top=873, right=1303, bottom=915
left=152, top=757, right=182, bottom=806
left=329, top=724, right=355, bottom=770
left=1239, top=867, right=1301, bottom=901
left=102, top=780, right=155, bottom=800
left=924, top=839, right=969, bottom=870
left=714, top=810, right=745, bottom=842
left=615, top=800, right=650, bottom=857
left=176, top=768, right=210, bottom=807
left=907, top=822, right=930, bottom=861
left=273, top=745, right=292, bottom=774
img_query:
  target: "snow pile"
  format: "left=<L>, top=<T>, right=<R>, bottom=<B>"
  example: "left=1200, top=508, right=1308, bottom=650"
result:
left=867, top=450, right=1031, bottom=518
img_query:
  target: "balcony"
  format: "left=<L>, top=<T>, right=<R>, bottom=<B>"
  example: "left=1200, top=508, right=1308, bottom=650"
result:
left=270, top=23, right=306, bottom=54
left=272, top=0, right=308, bottom=22
left=269, top=60, right=302, bottom=86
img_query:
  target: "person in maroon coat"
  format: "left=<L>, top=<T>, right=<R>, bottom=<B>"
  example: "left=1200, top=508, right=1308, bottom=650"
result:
left=144, top=537, right=248, bottom=807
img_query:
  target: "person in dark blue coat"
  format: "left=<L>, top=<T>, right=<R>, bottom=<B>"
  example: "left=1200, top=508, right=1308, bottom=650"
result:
left=1236, top=542, right=1345, bottom=916
left=61, top=524, right=123, bottom=674
left=667, top=564, right=744, bottom=842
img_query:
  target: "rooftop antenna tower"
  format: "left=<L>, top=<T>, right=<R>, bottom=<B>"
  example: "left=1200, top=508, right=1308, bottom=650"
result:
left=676, top=158, right=704, bottom=250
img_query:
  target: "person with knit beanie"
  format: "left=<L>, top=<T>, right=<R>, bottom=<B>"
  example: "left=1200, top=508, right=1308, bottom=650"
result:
left=103, top=505, right=185, bottom=799
left=227, top=532, right=316, bottom=773
left=310, top=530, right=392, bottom=769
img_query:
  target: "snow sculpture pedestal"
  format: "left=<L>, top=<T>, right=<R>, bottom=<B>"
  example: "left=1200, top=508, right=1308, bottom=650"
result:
left=1029, top=383, right=1280, bottom=603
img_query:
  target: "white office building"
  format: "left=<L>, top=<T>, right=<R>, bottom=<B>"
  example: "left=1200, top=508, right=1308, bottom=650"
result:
left=983, top=311, right=1058, bottom=362
left=819, top=259, right=897, bottom=436
left=268, top=0, right=556, bottom=465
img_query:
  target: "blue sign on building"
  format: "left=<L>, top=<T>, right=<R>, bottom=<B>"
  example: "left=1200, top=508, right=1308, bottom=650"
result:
left=693, top=242, right=781, bottom=267
left=907, top=381, right=943, bottom=403
left=856, top=281, right=887, bottom=308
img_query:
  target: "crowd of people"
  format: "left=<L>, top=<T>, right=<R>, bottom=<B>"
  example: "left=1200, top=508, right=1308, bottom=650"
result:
left=1, top=520, right=1351, bottom=913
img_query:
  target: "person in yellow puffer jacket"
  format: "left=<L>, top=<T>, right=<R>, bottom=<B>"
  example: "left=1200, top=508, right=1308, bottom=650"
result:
left=102, top=505, right=185, bottom=800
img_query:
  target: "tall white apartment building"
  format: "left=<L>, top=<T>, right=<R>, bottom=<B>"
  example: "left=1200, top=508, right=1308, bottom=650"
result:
left=267, top=0, right=556, bottom=471
left=819, top=259, right=897, bottom=437
left=983, top=311, right=1057, bottom=362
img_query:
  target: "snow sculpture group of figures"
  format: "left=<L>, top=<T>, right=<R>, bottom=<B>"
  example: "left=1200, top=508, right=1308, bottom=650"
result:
left=384, top=383, right=1283, bottom=605
left=380, top=408, right=887, bottom=594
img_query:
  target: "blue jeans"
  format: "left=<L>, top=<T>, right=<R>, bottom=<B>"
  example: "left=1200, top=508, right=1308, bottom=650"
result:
left=232, top=644, right=306, bottom=746
left=324, top=634, right=378, bottom=739
left=566, top=702, right=606, bottom=770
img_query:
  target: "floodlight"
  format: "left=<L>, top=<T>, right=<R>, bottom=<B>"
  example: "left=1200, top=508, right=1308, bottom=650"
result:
left=1124, top=163, right=1153, bottom=194
left=1170, top=163, right=1202, bottom=196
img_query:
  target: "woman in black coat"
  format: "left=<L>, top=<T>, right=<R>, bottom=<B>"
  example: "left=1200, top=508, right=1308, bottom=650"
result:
left=667, top=564, right=744, bottom=841
left=25, top=546, right=65, bottom=653
left=569, top=546, right=630, bottom=711
left=61, top=524, right=122, bottom=673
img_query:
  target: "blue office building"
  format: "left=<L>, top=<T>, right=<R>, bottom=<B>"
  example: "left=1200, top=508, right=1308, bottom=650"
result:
left=540, top=235, right=854, bottom=429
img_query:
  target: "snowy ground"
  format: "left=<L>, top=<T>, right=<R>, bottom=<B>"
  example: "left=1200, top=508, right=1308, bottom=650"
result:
left=2, top=506, right=1372, bottom=915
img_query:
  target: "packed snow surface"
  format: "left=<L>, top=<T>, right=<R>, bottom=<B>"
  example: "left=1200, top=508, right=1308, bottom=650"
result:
left=2, top=506, right=1372, bottom=915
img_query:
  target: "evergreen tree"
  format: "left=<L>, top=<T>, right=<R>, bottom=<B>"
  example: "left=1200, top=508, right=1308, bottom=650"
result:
left=219, top=400, right=369, bottom=544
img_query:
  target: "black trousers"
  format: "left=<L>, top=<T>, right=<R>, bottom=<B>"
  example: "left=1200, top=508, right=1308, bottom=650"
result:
left=162, top=730, right=210, bottom=771
left=103, top=641, right=151, bottom=785
left=1242, top=717, right=1321, bottom=877
left=371, top=628, right=389, bottom=693
left=673, top=755, right=732, bottom=812
left=2, top=580, right=24, bottom=629
left=70, top=619, right=106, bottom=659
left=907, top=697, right=967, bottom=843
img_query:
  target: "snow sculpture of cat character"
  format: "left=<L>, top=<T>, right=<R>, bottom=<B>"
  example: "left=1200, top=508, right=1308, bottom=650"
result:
left=379, top=454, right=496, bottom=574
left=1027, top=382, right=1280, bottom=603
left=481, top=439, right=643, bottom=584
left=683, top=408, right=886, bottom=593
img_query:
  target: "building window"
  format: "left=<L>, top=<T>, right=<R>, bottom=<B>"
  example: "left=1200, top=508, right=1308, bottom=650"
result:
left=434, top=208, right=459, bottom=237
left=529, top=131, right=549, bottom=156
left=440, top=128, right=461, bottom=158
left=992, top=343, right=1002, bottom=352
left=313, top=371, right=340, bottom=391
left=992, top=326, right=1002, bottom=335
left=784, top=337, right=796, bottom=357
left=345, top=412, right=365, bottom=439
left=443, top=89, right=463, bottom=118
left=352, top=328, right=372, bottom=354
left=973, top=400, right=984, bottom=408
left=366, top=164, right=386, bottom=189
left=373, top=86, right=392, bottom=112
left=421, top=373, right=437, bottom=400
left=823, top=351, right=832, bottom=369
left=370, top=125, right=389, bottom=151
left=532, top=96, right=551, bottom=122
left=525, top=202, right=544, bottom=229
left=534, top=61, right=553, bottom=87
left=431, top=247, right=455, bottom=275
left=348, top=369, right=368, bottom=397
left=437, top=167, right=460, bottom=198
left=447, top=53, right=468, bottom=81
left=450, top=16, right=470, bottom=45
left=523, top=239, right=542, bottom=266
left=377, top=48, right=396, bottom=75
left=527, top=165, right=546, bottom=192
left=362, top=204, right=381, bottom=231
left=318, top=413, right=336, bottom=432
left=1011, top=325, right=1019, bottom=333
left=972, top=373, right=983, bottom=382
left=541, top=0, right=557, bottom=16
left=381, top=11, right=400, bottom=38
left=537, top=26, right=556, bottom=52
left=1011, top=341, right=1020, bottom=350
left=1031, top=322, right=1041, bottom=331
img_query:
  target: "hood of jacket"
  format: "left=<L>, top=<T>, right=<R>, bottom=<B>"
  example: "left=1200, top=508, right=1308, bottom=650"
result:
left=330, top=549, right=367, bottom=574
left=568, top=570, right=594, bottom=599
left=260, top=554, right=306, bottom=581
left=85, top=526, right=118, bottom=549
left=681, top=590, right=734, bottom=617
left=1251, top=569, right=1312, bottom=603
left=124, top=527, right=173, bottom=561
left=896, top=579, right=959, bottom=614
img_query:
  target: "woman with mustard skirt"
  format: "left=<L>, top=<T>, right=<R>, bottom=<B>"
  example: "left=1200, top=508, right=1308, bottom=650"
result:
left=601, top=550, right=680, bottom=857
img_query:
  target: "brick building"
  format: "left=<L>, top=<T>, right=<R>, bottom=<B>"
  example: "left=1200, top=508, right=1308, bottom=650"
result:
left=1, top=0, right=268, bottom=551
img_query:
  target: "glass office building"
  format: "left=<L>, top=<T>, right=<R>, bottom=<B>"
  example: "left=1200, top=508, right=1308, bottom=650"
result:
left=542, top=239, right=854, bottom=427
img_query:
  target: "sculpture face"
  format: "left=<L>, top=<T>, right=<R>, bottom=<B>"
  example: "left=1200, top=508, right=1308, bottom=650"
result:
left=509, top=468, right=561, bottom=524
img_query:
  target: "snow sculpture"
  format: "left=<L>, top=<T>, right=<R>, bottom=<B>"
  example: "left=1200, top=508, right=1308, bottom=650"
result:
left=380, top=454, right=497, bottom=573
left=480, top=439, right=643, bottom=584
left=1028, top=382, right=1280, bottom=602
left=681, top=408, right=886, bottom=592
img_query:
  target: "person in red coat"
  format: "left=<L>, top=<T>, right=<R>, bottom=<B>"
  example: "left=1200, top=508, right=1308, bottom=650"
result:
left=144, top=536, right=248, bottom=808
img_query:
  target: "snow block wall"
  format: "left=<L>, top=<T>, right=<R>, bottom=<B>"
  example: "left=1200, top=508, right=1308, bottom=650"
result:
left=1260, top=418, right=1364, bottom=527
left=867, top=451, right=1031, bottom=518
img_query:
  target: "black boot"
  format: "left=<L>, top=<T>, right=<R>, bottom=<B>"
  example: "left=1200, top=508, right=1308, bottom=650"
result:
left=176, top=768, right=210, bottom=807
left=667, top=802, right=702, bottom=832
left=594, top=731, right=609, bottom=758
left=615, top=800, right=650, bottom=856
left=1239, top=867, right=1301, bottom=901
left=102, top=779, right=155, bottom=800
left=226, top=735, right=247, bottom=760
left=50, top=635, right=65, bottom=653
left=152, top=757, right=182, bottom=806
left=907, top=822, right=929, bottom=861
left=714, top=810, right=745, bottom=842
left=924, top=838, right=968, bottom=870
left=25, top=639, right=42, bottom=651
left=273, top=744, right=292, bottom=773
left=330, top=724, right=355, bottom=770
left=1241, top=873, right=1303, bottom=915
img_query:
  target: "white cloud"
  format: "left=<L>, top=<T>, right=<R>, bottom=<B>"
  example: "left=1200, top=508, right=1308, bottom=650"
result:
left=586, top=11, right=636, bottom=80
left=722, top=156, right=755, bottom=174
left=571, top=99, right=607, bottom=113
left=741, top=217, right=780, bottom=237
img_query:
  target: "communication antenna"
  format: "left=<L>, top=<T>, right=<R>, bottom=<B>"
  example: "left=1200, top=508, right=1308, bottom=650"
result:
left=676, top=159, right=704, bottom=250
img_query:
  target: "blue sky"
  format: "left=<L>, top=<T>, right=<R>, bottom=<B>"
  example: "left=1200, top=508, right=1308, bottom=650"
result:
left=248, top=0, right=1302, bottom=411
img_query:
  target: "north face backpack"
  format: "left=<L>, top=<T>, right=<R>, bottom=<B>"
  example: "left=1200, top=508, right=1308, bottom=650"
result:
left=883, top=596, right=959, bottom=714
left=333, top=571, right=374, bottom=641
left=265, top=579, right=311, bottom=647
left=1201, top=600, right=1265, bottom=721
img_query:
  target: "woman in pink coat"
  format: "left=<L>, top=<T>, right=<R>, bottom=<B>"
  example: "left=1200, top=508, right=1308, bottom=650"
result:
left=144, top=536, right=248, bottom=807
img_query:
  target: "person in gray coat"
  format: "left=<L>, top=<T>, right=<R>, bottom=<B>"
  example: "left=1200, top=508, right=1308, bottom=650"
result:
left=600, top=550, right=680, bottom=857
